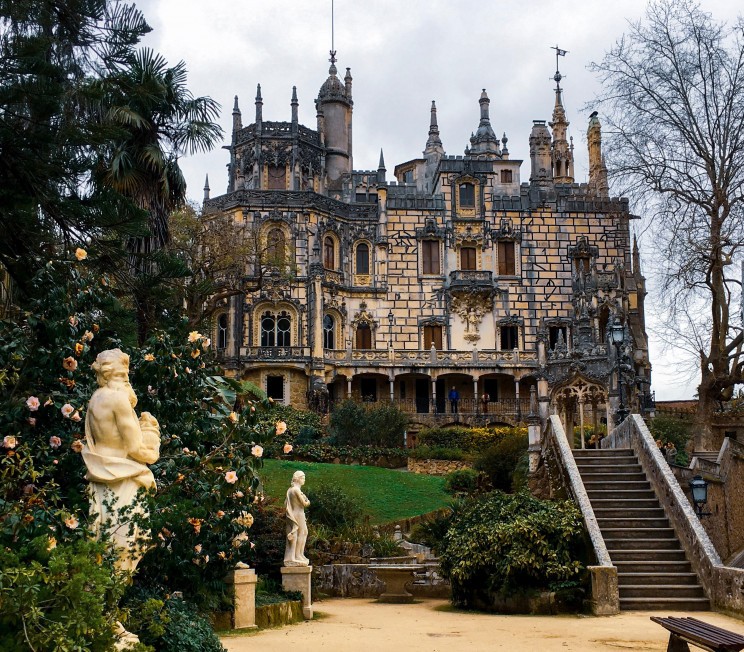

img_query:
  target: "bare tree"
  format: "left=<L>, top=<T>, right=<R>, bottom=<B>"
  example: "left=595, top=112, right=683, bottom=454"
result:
left=590, top=0, right=744, bottom=446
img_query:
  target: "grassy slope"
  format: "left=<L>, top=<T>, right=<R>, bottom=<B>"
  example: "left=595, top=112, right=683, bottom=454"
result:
left=259, top=459, right=449, bottom=525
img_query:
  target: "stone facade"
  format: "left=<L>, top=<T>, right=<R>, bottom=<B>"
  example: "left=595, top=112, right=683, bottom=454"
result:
left=203, top=52, right=652, bottom=432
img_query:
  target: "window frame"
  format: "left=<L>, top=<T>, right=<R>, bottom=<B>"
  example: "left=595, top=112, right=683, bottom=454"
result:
left=355, top=322, right=373, bottom=349
left=497, top=240, right=517, bottom=276
left=323, top=314, right=335, bottom=349
left=323, top=236, right=336, bottom=269
left=459, top=182, right=475, bottom=207
left=423, top=324, right=443, bottom=350
left=460, top=246, right=477, bottom=271
left=355, top=242, right=370, bottom=275
left=421, top=239, right=441, bottom=276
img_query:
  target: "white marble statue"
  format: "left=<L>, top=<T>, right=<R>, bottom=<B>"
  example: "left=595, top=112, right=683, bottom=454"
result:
left=283, top=470, right=310, bottom=566
left=82, top=348, right=160, bottom=572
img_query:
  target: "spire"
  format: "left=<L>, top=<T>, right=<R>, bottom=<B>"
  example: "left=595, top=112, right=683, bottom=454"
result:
left=255, top=84, right=263, bottom=128
left=501, top=132, right=509, bottom=159
left=344, top=67, right=352, bottom=99
left=469, top=89, right=500, bottom=155
left=633, top=234, right=641, bottom=275
left=377, top=148, right=386, bottom=183
left=203, top=174, right=210, bottom=202
left=549, top=46, right=574, bottom=184
left=291, top=85, right=298, bottom=125
left=425, top=100, right=443, bottom=151
left=232, top=95, right=242, bottom=132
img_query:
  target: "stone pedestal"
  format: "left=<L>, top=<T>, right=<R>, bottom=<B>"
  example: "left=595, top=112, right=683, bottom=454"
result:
left=372, top=565, right=425, bottom=603
left=225, top=568, right=258, bottom=629
left=281, top=565, right=313, bottom=619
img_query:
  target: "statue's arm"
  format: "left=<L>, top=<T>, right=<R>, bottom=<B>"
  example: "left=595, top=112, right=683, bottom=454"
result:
left=110, top=394, right=146, bottom=458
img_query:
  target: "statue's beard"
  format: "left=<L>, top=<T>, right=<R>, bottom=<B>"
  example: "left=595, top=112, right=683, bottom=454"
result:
left=110, top=379, right=137, bottom=408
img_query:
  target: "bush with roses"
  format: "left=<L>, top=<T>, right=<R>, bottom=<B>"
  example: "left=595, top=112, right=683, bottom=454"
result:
left=0, top=255, right=286, bottom=647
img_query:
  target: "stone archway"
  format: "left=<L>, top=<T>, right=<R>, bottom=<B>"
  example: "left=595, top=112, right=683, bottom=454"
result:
left=552, top=377, right=607, bottom=449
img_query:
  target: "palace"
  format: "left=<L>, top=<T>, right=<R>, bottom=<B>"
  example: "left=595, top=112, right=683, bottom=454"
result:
left=203, top=52, right=652, bottom=435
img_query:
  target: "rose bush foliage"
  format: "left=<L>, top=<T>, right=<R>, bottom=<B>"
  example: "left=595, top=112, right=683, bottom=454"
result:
left=0, top=257, right=281, bottom=645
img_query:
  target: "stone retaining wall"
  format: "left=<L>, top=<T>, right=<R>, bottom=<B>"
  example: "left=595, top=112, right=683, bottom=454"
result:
left=315, top=563, right=450, bottom=599
left=255, top=600, right=303, bottom=629
left=407, top=458, right=472, bottom=476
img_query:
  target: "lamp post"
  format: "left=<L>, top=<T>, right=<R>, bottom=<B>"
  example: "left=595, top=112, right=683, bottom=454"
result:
left=610, top=317, right=629, bottom=424
left=387, top=309, right=394, bottom=347
left=689, top=475, right=710, bottom=519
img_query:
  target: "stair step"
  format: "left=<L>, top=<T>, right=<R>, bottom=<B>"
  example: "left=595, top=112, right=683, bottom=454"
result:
left=584, top=480, right=652, bottom=491
left=575, top=464, right=643, bottom=474
left=573, top=449, right=634, bottom=457
left=602, top=527, right=675, bottom=539
left=619, top=597, right=710, bottom=611
left=581, top=472, right=648, bottom=481
left=586, top=489, right=657, bottom=500
left=597, top=517, right=670, bottom=529
left=591, top=498, right=661, bottom=509
left=605, top=538, right=681, bottom=551
left=620, top=584, right=706, bottom=598
left=611, top=549, right=688, bottom=562
left=616, top=560, right=692, bottom=569
left=594, top=508, right=665, bottom=519
left=617, top=571, right=698, bottom=585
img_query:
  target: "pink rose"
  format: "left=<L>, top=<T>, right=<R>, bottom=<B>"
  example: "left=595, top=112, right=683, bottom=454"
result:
left=71, top=440, right=83, bottom=453
left=74, top=248, right=87, bottom=261
left=71, top=411, right=82, bottom=422
left=63, top=356, right=77, bottom=371
left=61, top=404, right=74, bottom=418
left=49, top=436, right=62, bottom=449
left=3, top=436, right=17, bottom=449
left=251, top=445, right=263, bottom=458
left=283, top=443, right=293, bottom=454
left=26, top=396, right=40, bottom=411
left=224, top=470, right=238, bottom=484
left=64, top=515, right=79, bottom=529
left=275, top=421, right=287, bottom=436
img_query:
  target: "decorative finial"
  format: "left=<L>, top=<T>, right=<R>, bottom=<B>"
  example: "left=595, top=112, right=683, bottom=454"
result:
left=232, top=96, right=240, bottom=113
left=203, top=174, right=210, bottom=202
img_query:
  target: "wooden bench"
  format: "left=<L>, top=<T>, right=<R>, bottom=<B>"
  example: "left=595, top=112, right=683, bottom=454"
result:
left=650, top=616, right=744, bottom=652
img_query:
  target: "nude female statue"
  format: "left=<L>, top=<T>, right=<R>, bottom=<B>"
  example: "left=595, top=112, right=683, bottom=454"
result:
left=283, top=470, right=311, bottom=566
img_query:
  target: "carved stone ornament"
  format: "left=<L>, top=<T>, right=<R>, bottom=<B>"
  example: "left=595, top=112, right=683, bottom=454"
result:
left=492, top=217, right=522, bottom=243
left=451, top=290, right=495, bottom=334
left=351, top=301, right=378, bottom=328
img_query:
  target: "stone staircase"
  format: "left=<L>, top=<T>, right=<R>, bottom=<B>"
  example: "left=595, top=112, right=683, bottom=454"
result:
left=574, top=448, right=710, bottom=611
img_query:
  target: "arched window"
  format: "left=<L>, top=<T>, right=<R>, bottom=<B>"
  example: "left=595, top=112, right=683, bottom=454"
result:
left=323, top=314, right=335, bottom=349
left=260, top=310, right=292, bottom=347
left=217, top=313, right=228, bottom=350
left=324, top=236, right=335, bottom=269
left=355, top=243, right=370, bottom=274
left=355, top=322, right=372, bottom=349
left=459, top=182, right=475, bottom=207
left=267, top=228, right=286, bottom=266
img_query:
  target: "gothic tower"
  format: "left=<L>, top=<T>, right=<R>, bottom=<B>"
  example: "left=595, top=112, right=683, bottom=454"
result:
left=549, top=70, right=574, bottom=184
left=316, top=53, right=353, bottom=186
left=587, top=111, right=609, bottom=196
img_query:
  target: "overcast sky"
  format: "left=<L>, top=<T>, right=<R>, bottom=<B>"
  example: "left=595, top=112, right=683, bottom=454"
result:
left=135, top=0, right=740, bottom=402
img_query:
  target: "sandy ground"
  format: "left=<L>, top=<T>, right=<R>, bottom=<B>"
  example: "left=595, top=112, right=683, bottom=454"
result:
left=221, top=598, right=744, bottom=652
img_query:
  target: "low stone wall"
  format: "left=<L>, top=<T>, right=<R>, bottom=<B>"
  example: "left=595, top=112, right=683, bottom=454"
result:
left=255, top=600, right=303, bottom=629
left=604, top=415, right=744, bottom=616
left=407, top=458, right=472, bottom=476
left=315, top=563, right=450, bottom=599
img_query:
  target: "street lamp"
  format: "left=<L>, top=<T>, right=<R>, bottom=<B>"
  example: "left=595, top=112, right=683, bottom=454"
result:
left=387, top=309, right=394, bottom=347
left=689, top=475, right=710, bottom=519
left=610, top=317, right=629, bottom=424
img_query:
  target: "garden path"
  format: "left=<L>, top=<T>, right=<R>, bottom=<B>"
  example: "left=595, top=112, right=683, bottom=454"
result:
left=221, top=598, right=744, bottom=651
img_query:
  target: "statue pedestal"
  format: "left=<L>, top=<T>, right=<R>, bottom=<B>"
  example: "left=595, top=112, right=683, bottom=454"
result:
left=281, top=565, right=313, bottom=619
left=224, top=568, right=258, bottom=629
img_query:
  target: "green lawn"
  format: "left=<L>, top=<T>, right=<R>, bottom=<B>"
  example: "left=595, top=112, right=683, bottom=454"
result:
left=259, top=459, right=449, bottom=525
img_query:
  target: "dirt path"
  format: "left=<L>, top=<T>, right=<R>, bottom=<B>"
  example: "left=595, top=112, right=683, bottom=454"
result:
left=221, top=598, right=744, bottom=652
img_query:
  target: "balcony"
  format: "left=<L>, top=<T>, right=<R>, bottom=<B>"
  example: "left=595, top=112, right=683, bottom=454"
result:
left=239, top=346, right=310, bottom=360
left=323, top=349, right=537, bottom=366
left=448, top=270, right=493, bottom=289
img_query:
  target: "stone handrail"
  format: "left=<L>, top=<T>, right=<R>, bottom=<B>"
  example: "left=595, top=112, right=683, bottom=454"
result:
left=603, top=414, right=744, bottom=615
left=545, top=415, right=618, bottom=615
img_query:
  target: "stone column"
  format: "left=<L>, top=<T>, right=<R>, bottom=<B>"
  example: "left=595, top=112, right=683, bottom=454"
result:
left=389, top=376, right=395, bottom=402
left=224, top=567, right=258, bottom=629
left=514, top=378, right=521, bottom=421
left=473, top=377, right=479, bottom=412
left=431, top=378, right=437, bottom=413
left=281, top=566, right=313, bottom=620
left=347, top=377, right=352, bottom=399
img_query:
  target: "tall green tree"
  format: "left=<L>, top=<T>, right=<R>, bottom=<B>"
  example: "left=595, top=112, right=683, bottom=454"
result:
left=0, top=0, right=149, bottom=293
left=590, top=0, right=744, bottom=446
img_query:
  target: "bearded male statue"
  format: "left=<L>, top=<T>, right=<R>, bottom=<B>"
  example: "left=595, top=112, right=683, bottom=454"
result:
left=82, top=348, right=160, bottom=572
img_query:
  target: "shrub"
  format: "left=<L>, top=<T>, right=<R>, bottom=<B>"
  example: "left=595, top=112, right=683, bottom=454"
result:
left=445, top=469, right=480, bottom=495
left=125, top=588, right=224, bottom=652
left=474, top=432, right=529, bottom=492
left=329, top=400, right=408, bottom=447
left=408, top=507, right=458, bottom=554
left=253, top=403, right=322, bottom=443
left=0, top=538, right=129, bottom=652
left=438, top=491, right=586, bottom=608
left=407, top=444, right=466, bottom=461
left=417, top=425, right=528, bottom=452
left=306, top=483, right=362, bottom=531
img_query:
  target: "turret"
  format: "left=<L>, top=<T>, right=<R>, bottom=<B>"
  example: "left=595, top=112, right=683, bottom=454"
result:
left=423, top=100, right=445, bottom=191
left=587, top=111, right=609, bottom=196
left=529, top=120, right=553, bottom=186
left=317, top=53, right=353, bottom=184
left=255, top=84, right=263, bottom=132
left=469, top=89, right=501, bottom=156
left=291, top=86, right=299, bottom=129
left=203, top=174, right=210, bottom=202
